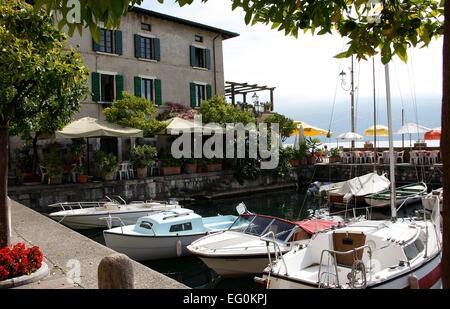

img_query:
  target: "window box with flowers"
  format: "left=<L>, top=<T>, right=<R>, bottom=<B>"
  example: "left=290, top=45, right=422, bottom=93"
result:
left=0, top=243, right=48, bottom=289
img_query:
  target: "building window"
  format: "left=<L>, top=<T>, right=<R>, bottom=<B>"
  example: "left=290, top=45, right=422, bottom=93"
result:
left=93, top=29, right=122, bottom=55
left=141, top=78, right=154, bottom=101
left=140, top=36, right=154, bottom=60
left=194, top=84, right=206, bottom=108
left=195, top=35, right=203, bottom=42
left=141, top=23, right=151, bottom=31
left=190, top=46, right=210, bottom=69
left=101, top=74, right=115, bottom=102
left=135, top=35, right=160, bottom=61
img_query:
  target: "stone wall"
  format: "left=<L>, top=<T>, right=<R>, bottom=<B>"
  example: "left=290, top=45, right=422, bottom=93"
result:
left=8, top=170, right=297, bottom=212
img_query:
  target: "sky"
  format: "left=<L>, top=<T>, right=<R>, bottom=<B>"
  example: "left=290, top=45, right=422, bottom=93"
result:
left=140, top=0, right=443, bottom=136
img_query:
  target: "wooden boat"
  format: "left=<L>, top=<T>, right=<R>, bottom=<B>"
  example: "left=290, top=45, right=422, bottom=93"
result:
left=422, top=188, right=443, bottom=211
left=364, top=182, right=427, bottom=208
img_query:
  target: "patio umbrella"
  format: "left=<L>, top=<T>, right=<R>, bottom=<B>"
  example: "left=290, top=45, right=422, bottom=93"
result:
left=56, top=117, right=143, bottom=138
left=56, top=117, right=143, bottom=174
left=290, top=121, right=331, bottom=137
left=424, top=128, right=441, bottom=140
left=363, top=125, right=389, bottom=137
left=162, top=117, right=196, bottom=134
left=395, top=122, right=430, bottom=135
left=336, top=132, right=363, bottom=141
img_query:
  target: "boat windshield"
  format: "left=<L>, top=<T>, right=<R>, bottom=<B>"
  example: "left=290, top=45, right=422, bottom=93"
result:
left=229, top=214, right=297, bottom=242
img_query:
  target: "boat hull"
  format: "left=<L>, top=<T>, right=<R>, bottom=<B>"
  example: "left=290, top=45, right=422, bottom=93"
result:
left=364, top=196, right=422, bottom=208
left=264, top=252, right=441, bottom=289
left=103, top=231, right=207, bottom=261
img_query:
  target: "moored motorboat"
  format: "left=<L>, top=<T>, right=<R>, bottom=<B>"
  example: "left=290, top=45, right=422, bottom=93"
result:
left=103, top=208, right=238, bottom=261
left=48, top=196, right=181, bottom=229
left=326, top=172, right=390, bottom=206
left=187, top=210, right=339, bottom=277
left=258, top=218, right=442, bottom=289
left=364, top=182, right=427, bottom=208
left=422, top=188, right=443, bottom=211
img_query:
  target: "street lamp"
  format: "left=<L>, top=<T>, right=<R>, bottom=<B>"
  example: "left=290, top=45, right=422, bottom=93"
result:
left=252, top=92, right=263, bottom=116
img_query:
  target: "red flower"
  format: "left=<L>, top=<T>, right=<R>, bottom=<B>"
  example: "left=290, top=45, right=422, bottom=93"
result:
left=0, top=243, right=44, bottom=281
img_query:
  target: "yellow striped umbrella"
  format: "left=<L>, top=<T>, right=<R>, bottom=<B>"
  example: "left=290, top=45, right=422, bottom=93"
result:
left=363, top=125, right=389, bottom=137
left=290, top=121, right=331, bottom=137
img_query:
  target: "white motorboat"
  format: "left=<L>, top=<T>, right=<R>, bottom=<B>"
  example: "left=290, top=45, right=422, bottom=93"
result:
left=103, top=208, right=238, bottom=261
left=327, top=172, right=391, bottom=206
left=48, top=196, right=181, bottom=229
left=258, top=217, right=442, bottom=289
left=422, top=188, right=443, bottom=211
left=187, top=210, right=339, bottom=277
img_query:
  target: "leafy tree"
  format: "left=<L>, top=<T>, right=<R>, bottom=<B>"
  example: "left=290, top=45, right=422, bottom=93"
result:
left=0, top=0, right=88, bottom=247
left=263, top=112, right=296, bottom=141
left=103, top=92, right=167, bottom=136
left=199, top=96, right=255, bottom=125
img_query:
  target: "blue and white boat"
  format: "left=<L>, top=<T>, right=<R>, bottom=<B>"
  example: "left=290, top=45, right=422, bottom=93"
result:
left=103, top=208, right=238, bottom=261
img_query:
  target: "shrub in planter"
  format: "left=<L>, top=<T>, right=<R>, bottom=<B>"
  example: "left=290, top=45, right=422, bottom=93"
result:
left=130, top=145, right=157, bottom=179
left=93, top=150, right=118, bottom=181
left=329, top=147, right=342, bottom=163
left=205, top=158, right=223, bottom=172
left=13, top=145, right=34, bottom=183
left=183, top=158, right=198, bottom=174
left=0, top=243, right=44, bottom=281
left=43, top=149, right=64, bottom=184
left=73, top=164, right=88, bottom=183
left=161, top=156, right=182, bottom=176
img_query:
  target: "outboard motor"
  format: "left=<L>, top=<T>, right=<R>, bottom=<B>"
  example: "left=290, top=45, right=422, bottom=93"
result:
left=307, top=181, right=321, bottom=197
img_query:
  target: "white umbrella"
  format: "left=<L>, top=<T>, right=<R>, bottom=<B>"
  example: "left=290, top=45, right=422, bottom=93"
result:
left=294, top=125, right=305, bottom=150
left=395, top=122, right=430, bottom=135
left=336, top=132, right=363, bottom=141
left=56, top=117, right=143, bottom=138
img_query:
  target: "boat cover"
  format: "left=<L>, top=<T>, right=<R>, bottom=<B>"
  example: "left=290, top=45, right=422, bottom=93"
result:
left=336, top=172, right=390, bottom=197
left=295, top=219, right=338, bottom=235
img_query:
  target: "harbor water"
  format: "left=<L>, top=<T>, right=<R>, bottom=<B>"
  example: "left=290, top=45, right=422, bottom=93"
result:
left=80, top=189, right=423, bottom=289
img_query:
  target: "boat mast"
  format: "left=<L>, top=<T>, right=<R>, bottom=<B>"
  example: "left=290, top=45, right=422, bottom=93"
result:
left=350, top=55, right=356, bottom=149
left=384, top=63, right=397, bottom=220
left=372, top=58, right=377, bottom=151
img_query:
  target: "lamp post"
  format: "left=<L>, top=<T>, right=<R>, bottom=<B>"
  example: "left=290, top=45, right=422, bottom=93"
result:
left=252, top=92, right=262, bottom=117
left=339, top=55, right=356, bottom=148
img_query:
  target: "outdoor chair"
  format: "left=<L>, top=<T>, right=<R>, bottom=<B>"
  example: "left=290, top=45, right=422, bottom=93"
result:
left=39, top=165, right=48, bottom=184
left=376, top=152, right=384, bottom=164
left=396, top=151, right=405, bottom=163
left=353, top=151, right=365, bottom=164
left=424, top=151, right=432, bottom=165
left=342, top=152, right=352, bottom=164
left=365, top=151, right=375, bottom=164
left=430, top=150, right=440, bottom=164
left=150, top=161, right=161, bottom=176
left=410, top=151, right=423, bottom=165
left=117, top=162, right=133, bottom=180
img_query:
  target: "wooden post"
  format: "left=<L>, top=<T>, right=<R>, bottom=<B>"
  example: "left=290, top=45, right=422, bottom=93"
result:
left=98, top=253, right=134, bottom=289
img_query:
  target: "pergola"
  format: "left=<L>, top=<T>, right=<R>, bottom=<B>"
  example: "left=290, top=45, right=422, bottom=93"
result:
left=225, top=81, right=275, bottom=111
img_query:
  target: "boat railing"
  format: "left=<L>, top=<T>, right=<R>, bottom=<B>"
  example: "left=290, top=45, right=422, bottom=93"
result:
left=99, top=215, right=126, bottom=231
left=261, top=231, right=289, bottom=276
left=317, top=244, right=372, bottom=289
left=48, top=201, right=107, bottom=211
left=396, top=194, right=424, bottom=212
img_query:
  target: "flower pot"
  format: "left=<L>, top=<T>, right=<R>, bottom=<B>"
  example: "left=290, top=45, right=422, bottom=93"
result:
left=206, top=163, right=222, bottom=172
left=136, top=167, right=148, bottom=179
left=48, top=175, right=62, bottom=185
left=102, top=172, right=115, bottom=181
left=289, top=160, right=300, bottom=167
left=184, top=163, right=197, bottom=174
left=0, top=262, right=49, bottom=289
left=162, top=166, right=181, bottom=176
left=79, top=174, right=88, bottom=183
left=329, top=156, right=341, bottom=163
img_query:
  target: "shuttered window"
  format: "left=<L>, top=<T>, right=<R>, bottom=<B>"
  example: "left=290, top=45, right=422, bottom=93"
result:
left=135, top=35, right=160, bottom=61
left=92, top=72, right=122, bottom=103
left=190, top=83, right=210, bottom=107
left=190, top=46, right=211, bottom=70
left=93, top=29, right=122, bottom=55
left=134, top=76, right=162, bottom=105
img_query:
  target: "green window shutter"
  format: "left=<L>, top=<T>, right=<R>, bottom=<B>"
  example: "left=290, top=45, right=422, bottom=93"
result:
left=206, top=84, right=212, bottom=100
left=115, top=75, right=124, bottom=100
left=134, top=34, right=141, bottom=58
left=153, top=38, right=160, bottom=61
left=190, top=45, right=196, bottom=67
left=154, top=79, right=162, bottom=105
left=115, top=30, right=122, bottom=55
left=190, top=83, right=196, bottom=107
left=91, top=72, right=100, bottom=102
left=134, top=76, right=142, bottom=97
left=205, top=49, right=211, bottom=70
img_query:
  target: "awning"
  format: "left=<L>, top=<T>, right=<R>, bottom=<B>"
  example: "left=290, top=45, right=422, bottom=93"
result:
left=55, top=117, right=143, bottom=139
left=295, top=219, right=339, bottom=235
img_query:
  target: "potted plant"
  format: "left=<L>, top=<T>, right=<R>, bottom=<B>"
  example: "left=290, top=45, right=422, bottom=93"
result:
left=43, top=149, right=64, bottom=184
left=130, top=145, right=158, bottom=179
left=205, top=158, right=223, bottom=172
left=13, top=145, right=35, bottom=184
left=306, top=138, right=322, bottom=165
left=161, top=155, right=182, bottom=176
left=73, top=164, right=88, bottom=183
left=183, top=158, right=198, bottom=174
left=284, top=146, right=299, bottom=167
left=68, top=139, right=85, bottom=163
left=329, top=147, right=342, bottom=163
left=93, top=150, right=118, bottom=181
